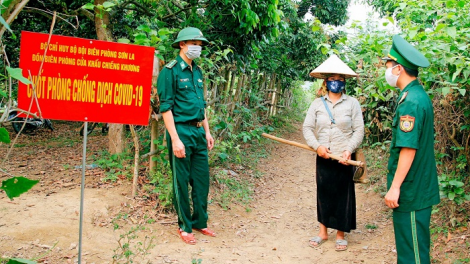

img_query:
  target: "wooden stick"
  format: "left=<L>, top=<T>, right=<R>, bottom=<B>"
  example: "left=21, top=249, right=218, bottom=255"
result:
left=261, top=133, right=364, bottom=167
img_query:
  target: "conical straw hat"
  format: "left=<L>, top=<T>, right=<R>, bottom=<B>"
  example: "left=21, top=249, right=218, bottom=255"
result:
left=309, top=54, right=358, bottom=79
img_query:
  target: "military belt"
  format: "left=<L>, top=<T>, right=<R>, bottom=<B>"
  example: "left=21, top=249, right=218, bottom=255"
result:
left=177, top=121, right=203, bottom=128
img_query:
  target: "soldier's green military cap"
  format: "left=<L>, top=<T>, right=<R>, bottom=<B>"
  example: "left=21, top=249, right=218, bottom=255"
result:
left=172, top=27, right=209, bottom=49
left=382, top=35, right=430, bottom=70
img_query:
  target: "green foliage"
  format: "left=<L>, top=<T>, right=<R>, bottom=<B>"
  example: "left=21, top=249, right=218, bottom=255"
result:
left=111, top=225, right=155, bottom=264
left=0, top=177, right=39, bottom=200
left=2, top=0, right=96, bottom=68
left=0, top=0, right=15, bottom=15
left=0, top=127, right=10, bottom=143
left=297, top=0, right=351, bottom=26
left=0, top=16, right=13, bottom=35
left=438, top=173, right=469, bottom=205
left=145, top=166, right=173, bottom=209
left=95, top=152, right=132, bottom=182
left=329, top=0, right=470, bottom=210
left=6, top=67, right=31, bottom=85
left=191, top=258, right=203, bottom=264
left=365, top=223, right=378, bottom=230
left=5, top=259, right=36, bottom=264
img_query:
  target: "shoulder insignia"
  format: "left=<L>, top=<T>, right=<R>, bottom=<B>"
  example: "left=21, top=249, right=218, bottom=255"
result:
left=399, top=115, right=415, bottom=132
left=398, top=91, right=408, bottom=105
left=165, top=60, right=177, bottom=69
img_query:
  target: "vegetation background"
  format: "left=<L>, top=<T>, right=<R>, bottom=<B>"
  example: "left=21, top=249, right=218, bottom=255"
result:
left=1, top=0, right=469, bottom=263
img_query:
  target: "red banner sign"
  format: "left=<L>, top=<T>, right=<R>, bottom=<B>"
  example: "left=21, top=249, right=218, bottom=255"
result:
left=18, top=31, right=155, bottom=125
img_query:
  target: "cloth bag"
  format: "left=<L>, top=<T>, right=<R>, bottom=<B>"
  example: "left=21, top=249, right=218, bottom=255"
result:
left=351, top=149, right=368, bottom=184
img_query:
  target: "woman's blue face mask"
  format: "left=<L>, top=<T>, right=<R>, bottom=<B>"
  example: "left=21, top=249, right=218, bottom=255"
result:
left=326, top=80, right=345, bottom=93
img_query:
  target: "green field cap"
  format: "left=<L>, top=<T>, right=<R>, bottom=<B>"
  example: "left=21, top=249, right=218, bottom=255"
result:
left=172, top=27, right=209, bottom=49
left=383, top=35, right=430, bottom=70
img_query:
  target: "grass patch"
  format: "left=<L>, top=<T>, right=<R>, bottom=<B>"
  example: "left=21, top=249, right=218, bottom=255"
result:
left=211, top=169, right=253, bottom=210
left=362, top=144, right=389, bottom=197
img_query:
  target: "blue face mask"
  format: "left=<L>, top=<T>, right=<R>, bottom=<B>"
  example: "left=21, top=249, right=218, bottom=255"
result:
left=326, top=80, right=345, bottom=93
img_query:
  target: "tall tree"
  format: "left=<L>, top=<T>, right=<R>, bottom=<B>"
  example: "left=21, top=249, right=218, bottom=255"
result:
left=297, top=0, right=350, bottom=26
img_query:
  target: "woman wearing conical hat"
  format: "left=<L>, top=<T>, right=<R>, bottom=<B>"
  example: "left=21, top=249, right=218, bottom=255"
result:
left=302, top=54, right=364, bottom=251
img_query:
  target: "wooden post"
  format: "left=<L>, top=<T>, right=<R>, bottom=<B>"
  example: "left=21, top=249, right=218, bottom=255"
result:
left=150, top=51, right=160, bottom=173
left=245, top=74, right=253, bottom=107
left=268, top=73, right=277, bottom=116
left=224, top=71, right=236, bottom=105
left=223, top=70, right=231, bottom=104
left=204, top=80, right=209, bottom=101
left=273, top=78, right=282, bottom=116
left=210, top=82, right=217, bottom=109
left=230, top=74, right=245, bottom=115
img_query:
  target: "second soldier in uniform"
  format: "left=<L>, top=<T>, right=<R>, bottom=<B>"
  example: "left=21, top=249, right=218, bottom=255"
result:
left=157, top=27, right=216, bottom=245
left=383, top=35, right=440, bottom=263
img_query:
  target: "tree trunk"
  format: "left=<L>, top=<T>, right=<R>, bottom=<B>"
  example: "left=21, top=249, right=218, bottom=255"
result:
left=93, top=0, right=123, bottom=154
left=94, top=0, right=113, bottom=41
left=150, top=52, right=160, bottom=172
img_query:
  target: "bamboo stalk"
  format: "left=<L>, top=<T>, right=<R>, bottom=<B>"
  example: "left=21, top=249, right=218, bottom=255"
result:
left=261, top=133, right=364, bottom=167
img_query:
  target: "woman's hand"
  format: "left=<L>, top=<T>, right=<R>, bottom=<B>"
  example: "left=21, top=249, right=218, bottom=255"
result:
left=316, top=146, right=331, bottom=159
left=339, top=150, right=352, bottom=165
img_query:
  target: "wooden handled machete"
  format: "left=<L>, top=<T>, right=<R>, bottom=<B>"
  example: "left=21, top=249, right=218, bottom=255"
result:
left=261, top=133, right=364, bottom=167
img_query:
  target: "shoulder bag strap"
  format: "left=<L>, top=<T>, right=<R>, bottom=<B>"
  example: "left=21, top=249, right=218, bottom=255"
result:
left=320, top=96, right=336, bottom=124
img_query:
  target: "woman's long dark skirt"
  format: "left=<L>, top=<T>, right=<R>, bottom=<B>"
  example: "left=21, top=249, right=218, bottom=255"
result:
left=316, top=155, right=356, bottom=232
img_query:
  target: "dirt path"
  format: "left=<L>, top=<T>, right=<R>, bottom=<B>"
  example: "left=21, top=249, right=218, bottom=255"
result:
left=1, top=124, right=397, bottom=263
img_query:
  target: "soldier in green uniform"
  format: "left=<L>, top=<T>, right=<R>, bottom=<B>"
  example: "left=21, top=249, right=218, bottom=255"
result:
left=157, top=27, right=216, bottom=245
left=383, top=35, right=440, bottom=263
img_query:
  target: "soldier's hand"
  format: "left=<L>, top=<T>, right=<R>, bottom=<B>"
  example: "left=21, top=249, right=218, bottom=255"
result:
left=206, top=133, right=214, bottom=151
left=172, top=139, right=186, bottom=158
left=317, top=146, right=330, bottom=159
left=384, top=186, right=400, bottom=209
left=339, top=150, right=352, bottom=165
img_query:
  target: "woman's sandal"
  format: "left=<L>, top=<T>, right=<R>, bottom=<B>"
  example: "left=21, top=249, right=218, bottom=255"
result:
left=178, top=229, right=196, bottom=245
left=335, top=239, right=348, bottom=251
left=309, top=236, right=326, bottom=248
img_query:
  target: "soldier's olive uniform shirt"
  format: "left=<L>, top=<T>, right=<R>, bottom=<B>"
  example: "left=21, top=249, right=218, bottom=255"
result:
left=158, top=55, right=206, bottom=121
left=387, top=79, right=440, bottom=212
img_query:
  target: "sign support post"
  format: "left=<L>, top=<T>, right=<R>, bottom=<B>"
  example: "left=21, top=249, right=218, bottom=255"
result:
left=78, top=121, right=88, bottom=264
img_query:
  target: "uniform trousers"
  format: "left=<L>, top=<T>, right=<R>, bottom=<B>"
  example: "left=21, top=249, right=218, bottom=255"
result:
left=393, top=206, right=432, bottom=264
left=167, top=123, right=209, bottom=233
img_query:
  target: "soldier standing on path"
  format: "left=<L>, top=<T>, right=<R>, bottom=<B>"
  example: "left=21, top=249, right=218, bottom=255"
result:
left=383, top=35, right=440, bottom=263
left=157, top=27, right=216, bottom=245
